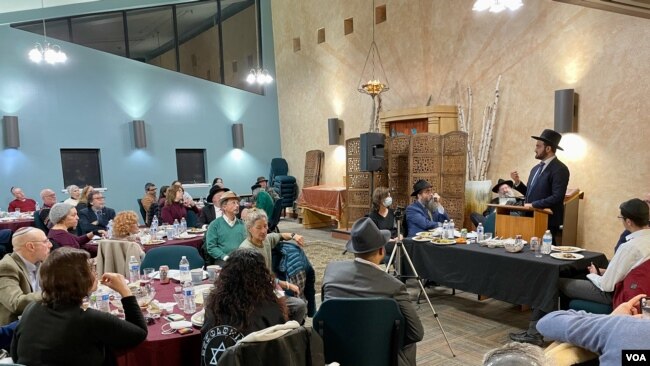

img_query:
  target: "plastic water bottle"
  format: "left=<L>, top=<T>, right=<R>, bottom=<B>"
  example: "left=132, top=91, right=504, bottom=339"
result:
left=35, top=202, right=40, bottom=212
left=179, top=256, right=191, bottom=284
left=97, top=290, right=110, bottom=312
left=442, top=220, right=449, bottom=235
left=541, top=230, right=553, bottom=255
left=173, top=219, right=180, bottom=238
left=180, top=217, right=187, bottom=234
left=107, top=219, right=114, bottom=239
left=448, top=219, right=455, bottom=239
left=477, top=223, right=484, bottom=242
left=182, top=280, right=196, bottom=314
left=128, top=255, right=140, bottom=283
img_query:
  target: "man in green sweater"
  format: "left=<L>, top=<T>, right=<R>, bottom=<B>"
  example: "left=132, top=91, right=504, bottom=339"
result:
left=204, top=192, right=246, bottom=265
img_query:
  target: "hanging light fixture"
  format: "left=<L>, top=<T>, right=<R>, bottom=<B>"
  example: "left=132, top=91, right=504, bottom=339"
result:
left=246, top=68, right=273, bottom=85
left=473, top=0, right=523, bottom=13
left=357, top=0, right=390, bottom=133
left=28, top=0, right=67, bottom=65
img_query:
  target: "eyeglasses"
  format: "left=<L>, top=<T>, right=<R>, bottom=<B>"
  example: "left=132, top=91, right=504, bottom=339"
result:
left=148, top=188, right=157, bottom=192
left=617, top=215, right=626, bottom=220
left=31, top=238, right=51, bottom=246
left=94, top=196, right=105, bottom=200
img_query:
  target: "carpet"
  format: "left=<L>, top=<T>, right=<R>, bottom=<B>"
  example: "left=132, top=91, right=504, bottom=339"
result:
left=302, top=241, right=352, bottom=291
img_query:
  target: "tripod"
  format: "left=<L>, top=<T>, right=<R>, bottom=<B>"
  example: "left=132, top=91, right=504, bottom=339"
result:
left=385, top=214, right=456, bottom=357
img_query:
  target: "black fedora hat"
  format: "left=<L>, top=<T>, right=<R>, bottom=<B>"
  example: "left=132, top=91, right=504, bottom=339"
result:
left=345, top=217, right=391, bottom=254
left=531, top=129, right=564, bottom=151
left=410, top=180, right=432, bottom=197
left=492, top=179, right=514, bottom=193
left=207, top=185, right=230, bottom=203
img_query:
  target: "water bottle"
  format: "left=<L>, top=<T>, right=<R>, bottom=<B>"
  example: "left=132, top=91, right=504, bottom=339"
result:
left=180, top=217, right=187, bottom=234
left=128, top=255, right=140, bottom=283
left=35, top=202, right=40, bottom=212
left=182, top=280, right=196, bottom=314
left=477, top=223, right=484, bottom=242
left=97, top=290, right=110, bottom=312
left=448, top=219, right=455, bottom=239
left=150, top=215, right=158, bottom=239
left=442, top=220, right=449, bottom=235
left=173, top=219, right=180, bottom=238
left=541, top=230, right=553, bottom=255
left=179, top=256, right=191, bottom=284
left=107, top=219, right=114, bottom=239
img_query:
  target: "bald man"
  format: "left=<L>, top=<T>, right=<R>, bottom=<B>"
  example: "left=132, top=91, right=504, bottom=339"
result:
left=39, top=188, right=57, bottom=228
left=0, top=227, right=52, bottom=325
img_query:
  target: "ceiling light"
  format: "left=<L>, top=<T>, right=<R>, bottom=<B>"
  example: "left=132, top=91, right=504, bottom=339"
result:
left=246, top=68, right=273, bottom=85
left=28, top=0, right=67, bottom=65
left=473, top=0, right=523, bottom=13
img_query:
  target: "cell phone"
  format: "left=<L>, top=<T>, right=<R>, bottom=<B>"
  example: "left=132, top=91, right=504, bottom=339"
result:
left=165, top=314, right=185, bottom=322
left=178, top=327, right=194, bottom=335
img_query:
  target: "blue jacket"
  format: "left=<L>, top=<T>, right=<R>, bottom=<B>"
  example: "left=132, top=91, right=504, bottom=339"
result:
left=514, top=157, right=570, bottom=228
left=405, top=201, right=448, bottom=237
left=272, top=242, right=316, bottom=317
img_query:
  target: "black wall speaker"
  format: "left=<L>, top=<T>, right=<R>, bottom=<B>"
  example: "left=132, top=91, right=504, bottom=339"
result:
left=554, top=89, right=577, bottom=133
left=328, top=118, right=340, bottom=145
left=360, top=132, right=385, bottom=172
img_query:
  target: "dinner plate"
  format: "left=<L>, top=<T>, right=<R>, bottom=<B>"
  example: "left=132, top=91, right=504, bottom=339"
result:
left=164, top=270, right=209, bottom=281
left=143, top=239, right=165, bottom=246
left=187, top=228, right=207, bottom=234
left=431, top=239, right=456, bottom=245
left=191, top=309, right=205, bottom=328
left=550, top=252, right=585, bottom=261
left=175, top=233, right=198, bottom=239
left=415, top=232, right=435, bottom=238
left=552, top=245, right=584, bottom=253
left=412, top=236, right=431, bottom=242
left=194, top=284, right=214, bottom=305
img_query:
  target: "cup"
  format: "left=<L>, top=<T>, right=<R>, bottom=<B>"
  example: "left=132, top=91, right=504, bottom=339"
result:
left=206, top=265, right=221, bottom=281
left=173, top=293, right=185, bottom=310
left=642, top=297, right=650, bottom=319
left=142, top=268, right=155, bottom=284
left=166, top=227, right=175, bottom=239
left=191, top=269, right=203, bottom=285
left=484, top=232, right=493, bottom=241
left=530, top=237, right=542, bottom=258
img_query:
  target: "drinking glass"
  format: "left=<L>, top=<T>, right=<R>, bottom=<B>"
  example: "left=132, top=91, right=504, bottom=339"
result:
left=140, top=229, right=151, bottom=245
left=484, top=232, right=493, bottom=241
left=530, top=237, right=542, bottom=258
left=173, top=293, right=185, bottom=310
left=166, top=227, right=175, bottom=239
left=142, top=268, right=155, bottom=285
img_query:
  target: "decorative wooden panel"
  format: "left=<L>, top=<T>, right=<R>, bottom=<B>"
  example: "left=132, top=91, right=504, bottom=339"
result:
left=386, top=135, right=411, bottom=209
left=346, top=137, right=387, bottom=228
left=441, top=132, right=468, bottom=225
left=409, top=133, right=442, bottom=194
left=303, top=150, right=324, bottom=188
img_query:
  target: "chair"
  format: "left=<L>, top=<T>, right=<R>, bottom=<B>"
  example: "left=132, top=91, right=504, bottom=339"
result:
left=267, top=199, right=284, bottom=233
left=484, top=211, right=496, bottom=235
left=95, top=239, right=145, bottom=277
left=313, top=298, right=404, bottom=366
left=33, top=210, right=49, bottom=234
left=186, top=210, right=198, bottom=228
left=269, top=158, right=297, bottom=210
left=137, top=199, right=146, bottom=223
left=568, top=299, right=611, bottom=314
left=200, top=324, right=244, bottom=366
left=140, top=245, right=204, bottom=272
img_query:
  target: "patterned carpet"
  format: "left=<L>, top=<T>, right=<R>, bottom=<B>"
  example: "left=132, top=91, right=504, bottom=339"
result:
left=302, top=241, right=351, bottom=291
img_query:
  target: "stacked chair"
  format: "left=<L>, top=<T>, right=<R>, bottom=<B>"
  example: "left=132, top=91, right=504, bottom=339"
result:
left=269, top=158, right=297, bottom=210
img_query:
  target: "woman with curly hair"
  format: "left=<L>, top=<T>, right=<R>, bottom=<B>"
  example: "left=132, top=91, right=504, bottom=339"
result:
left=112, top=211, right=140, bottom=240
left=202, top=249, right=287, bottom=337
left=11, top=247, right=148, bottom=366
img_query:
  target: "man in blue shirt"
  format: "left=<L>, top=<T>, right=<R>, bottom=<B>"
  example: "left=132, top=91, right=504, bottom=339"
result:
left=405, top=180, right=448, bottom=237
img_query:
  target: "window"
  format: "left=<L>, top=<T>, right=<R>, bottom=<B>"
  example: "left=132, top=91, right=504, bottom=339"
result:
left=127, top=7, right=176, bottom=71
left=60, top=149, right=102, bottom=188
left=71, top=12, right=126, bottom=57
left=176, top=149, right=206, bottom=184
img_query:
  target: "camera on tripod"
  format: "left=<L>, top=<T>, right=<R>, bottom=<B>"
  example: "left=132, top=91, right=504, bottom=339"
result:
left=394, top=206, right=405, bottom=220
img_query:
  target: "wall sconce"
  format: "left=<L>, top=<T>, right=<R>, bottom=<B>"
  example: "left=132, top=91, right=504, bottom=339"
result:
left=554, top=89, right=578, bottom=133
left=328, top=118, right=341, bottom=145
left=132, top=120, right=147, bottom=149
left=3, top=116, right=20, bottom=149
left=232, top=123, right=244, bottom=149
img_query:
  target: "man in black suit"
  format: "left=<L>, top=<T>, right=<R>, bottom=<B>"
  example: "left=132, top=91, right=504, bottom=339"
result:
left=509, top=129, right=570, bottom=346
left=78, top=191, right=116, bottom=235
left=198, top=186, right=229, bottom=226
left=322, top=217, right=424, bottom=366
left=511, top=129, right=570, bottom=243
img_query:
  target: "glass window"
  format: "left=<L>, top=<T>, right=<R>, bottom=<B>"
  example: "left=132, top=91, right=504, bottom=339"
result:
left=71, top=12, right=126, bottom=56
left=127, top=7, right=176, bottom=72
left=177, top=1, right=222, bottom=83
left=176, top=149, right=206, bottom=184
left=60, top=149, right=103, bottom=188
left=221, top=0, right=262, bottom=93
left=15, top=19, right=71, bottom=43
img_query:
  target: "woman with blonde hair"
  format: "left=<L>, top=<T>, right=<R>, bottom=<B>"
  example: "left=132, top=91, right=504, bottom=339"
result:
left=76, top=185, right=94, bottom=211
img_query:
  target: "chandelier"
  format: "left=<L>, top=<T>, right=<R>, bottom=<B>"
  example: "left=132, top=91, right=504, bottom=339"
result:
left=28, top=0, right=67, bottom=65
left=473, top=0, right=523, bottom=13
left=246, top=68, right=273, bottom=85
left=357, top=0, right=390, bottom=132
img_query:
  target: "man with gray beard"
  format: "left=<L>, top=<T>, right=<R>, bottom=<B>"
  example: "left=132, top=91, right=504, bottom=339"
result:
left=470, top=178, right=524, bottom=227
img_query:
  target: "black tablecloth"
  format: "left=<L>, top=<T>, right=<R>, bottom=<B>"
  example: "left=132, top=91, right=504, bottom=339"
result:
left=401, top=240, right=609, bottom=313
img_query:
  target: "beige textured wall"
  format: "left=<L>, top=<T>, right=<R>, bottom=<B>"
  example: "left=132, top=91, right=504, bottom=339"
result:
left=271, top=0, right=650, bottom=257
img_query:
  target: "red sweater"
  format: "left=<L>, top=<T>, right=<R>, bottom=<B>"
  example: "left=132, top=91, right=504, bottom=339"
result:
left=160, top=202, right=199, bottom=224
left=8, top=199, right=36, bottom=212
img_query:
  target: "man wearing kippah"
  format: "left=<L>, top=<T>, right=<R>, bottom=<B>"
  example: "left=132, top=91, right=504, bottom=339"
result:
left=322, top=218, right=424, bottom=366
left=0, top=227, right=51, bottom=325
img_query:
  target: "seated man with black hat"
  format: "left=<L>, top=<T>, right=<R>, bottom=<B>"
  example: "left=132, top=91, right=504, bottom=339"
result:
left=470, top=178, right=524, bottom=227
left=322, top=217, right=424, bottom=366
left=405, top=180, right=449, bottom=237
left=510, top=198, right=650, bottom=346
left=199, top=185, right=230, bottom=226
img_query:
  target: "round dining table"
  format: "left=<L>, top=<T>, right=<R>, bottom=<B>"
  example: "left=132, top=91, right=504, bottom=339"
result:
left=86, top=234, right=204, bottom=254
left=114, top=277, right=210, bottom=365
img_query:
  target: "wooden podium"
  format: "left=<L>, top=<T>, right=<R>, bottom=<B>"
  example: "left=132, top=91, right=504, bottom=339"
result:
left=487, top=204, right=552, bottom=240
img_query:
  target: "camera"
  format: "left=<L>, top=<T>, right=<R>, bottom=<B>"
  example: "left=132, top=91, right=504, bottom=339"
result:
left=394, top=206, right=405, bottom=220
